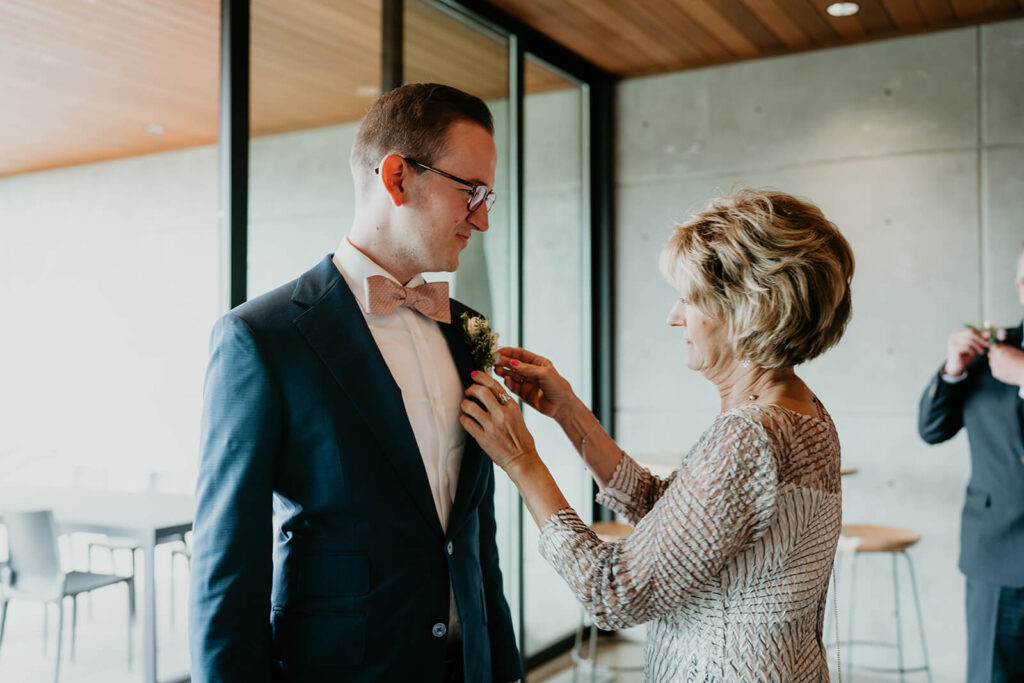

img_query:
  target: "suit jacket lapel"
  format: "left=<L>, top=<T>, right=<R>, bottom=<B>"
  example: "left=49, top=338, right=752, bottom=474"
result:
left=292, top=256, right=443, bottom=537
left=440, top=304, right=489, bottom=536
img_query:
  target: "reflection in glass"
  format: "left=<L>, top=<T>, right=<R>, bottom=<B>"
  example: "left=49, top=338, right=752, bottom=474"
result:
left=520, top=55, right=591, bottom=657
left=247, top=0, right=382, bottom=298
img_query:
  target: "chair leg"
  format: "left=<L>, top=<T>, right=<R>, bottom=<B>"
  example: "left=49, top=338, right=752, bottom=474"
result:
left=126, top=578, right=135, bottom=669
left=70, top=595, right=78, bottom=662
left=169, top=551, right=176, bottom=629
left=42, top=603, right=48, bottom=656
left=53, top=600, right=64, bottom=683
left=0, top=598, right=8, bottom=658
left=902, top=551, right=933, bottom=683
left=892, top=552, right=904, bottom=682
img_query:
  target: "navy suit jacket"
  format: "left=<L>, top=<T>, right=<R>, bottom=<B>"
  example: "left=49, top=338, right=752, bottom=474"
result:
left=918, top=322, right=1024, bottom=587
left=189, top=255, right=522, bottom=682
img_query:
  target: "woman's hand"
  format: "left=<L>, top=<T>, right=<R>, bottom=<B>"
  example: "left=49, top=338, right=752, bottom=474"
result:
left=494, top=347, right=577, bottom=424
left=460, top=370, right=539, bottom=475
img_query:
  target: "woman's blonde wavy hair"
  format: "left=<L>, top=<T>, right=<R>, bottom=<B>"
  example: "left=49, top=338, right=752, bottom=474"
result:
left=660, top=188, right=854, bottom=369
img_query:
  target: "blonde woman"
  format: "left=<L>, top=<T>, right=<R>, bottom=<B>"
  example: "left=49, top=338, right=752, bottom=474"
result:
left=461, top=189, right=854, bottom=681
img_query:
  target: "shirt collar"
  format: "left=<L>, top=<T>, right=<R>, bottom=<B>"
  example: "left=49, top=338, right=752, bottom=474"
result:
left=332, top=238, right=425, bottom=315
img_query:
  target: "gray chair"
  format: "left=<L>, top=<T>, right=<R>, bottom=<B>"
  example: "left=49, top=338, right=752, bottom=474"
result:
left=0, top=509, right=134, bottom=683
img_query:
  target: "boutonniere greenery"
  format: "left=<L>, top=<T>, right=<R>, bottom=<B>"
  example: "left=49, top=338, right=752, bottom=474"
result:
left=461, top=312, right=499, bottom=372
left=965, top=322, right=1007, bottom=345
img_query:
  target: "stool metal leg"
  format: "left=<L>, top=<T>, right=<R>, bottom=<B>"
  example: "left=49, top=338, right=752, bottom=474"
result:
left=902, top=551, right=933, bottom=683
left=588, top=622, right=598, bottom=683
left=572, top=607, right=585, bottom=683
left=892, top=552, right=904, bottom=682
left=846, top=551, right=859, bottom=681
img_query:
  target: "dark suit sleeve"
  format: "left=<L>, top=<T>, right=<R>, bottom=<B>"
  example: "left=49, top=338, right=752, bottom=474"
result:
left=478, top=462, right=524, bottom=681
left=918, top=365, right=969, bottom=444
left=189, top=314, right=280, bottom=683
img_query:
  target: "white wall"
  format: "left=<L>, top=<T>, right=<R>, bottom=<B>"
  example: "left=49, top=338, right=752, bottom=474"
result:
left=613, top=19, right=1024, bottom=681
left=0, top=147, right=220, bottom=490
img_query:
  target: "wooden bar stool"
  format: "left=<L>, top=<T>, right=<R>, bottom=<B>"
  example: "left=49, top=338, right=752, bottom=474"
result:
left=571, top=521, right=642, bottom=682
left=836, top=524, right=933, bottom=682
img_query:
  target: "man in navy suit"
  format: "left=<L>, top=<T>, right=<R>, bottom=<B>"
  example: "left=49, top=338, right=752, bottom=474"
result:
left=190, top=83, right=522, bottom=682
left=919, top=245, right=1024, bottom=683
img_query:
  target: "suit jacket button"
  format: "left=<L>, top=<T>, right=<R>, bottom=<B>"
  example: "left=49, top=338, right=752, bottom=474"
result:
left=447, top=541, right=454, bottom=556
left=432, top=622, right=447, bottom=638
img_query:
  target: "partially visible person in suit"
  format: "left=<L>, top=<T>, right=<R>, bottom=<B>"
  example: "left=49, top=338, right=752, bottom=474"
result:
left=919, top=243, right=1024, bottom=683
left=189, top=83, right=522, bottom=683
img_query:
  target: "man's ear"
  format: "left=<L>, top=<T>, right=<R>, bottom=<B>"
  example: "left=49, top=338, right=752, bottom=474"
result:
left=378, top=153, right=408, bottom=207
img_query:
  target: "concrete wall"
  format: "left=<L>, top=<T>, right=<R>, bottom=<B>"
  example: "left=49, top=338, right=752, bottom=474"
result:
left=613, top=19, right=1024, bottom=681
left=0, top=146, right=220, bottom=490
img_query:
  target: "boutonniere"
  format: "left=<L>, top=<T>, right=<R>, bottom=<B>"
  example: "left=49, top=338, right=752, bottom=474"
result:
left=965, top=322, right=1007, bottom=345
left=461, top=312, right=499, bottom=371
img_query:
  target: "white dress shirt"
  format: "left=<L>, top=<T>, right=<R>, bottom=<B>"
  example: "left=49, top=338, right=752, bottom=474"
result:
left=333, top=238, right=465, bottom=637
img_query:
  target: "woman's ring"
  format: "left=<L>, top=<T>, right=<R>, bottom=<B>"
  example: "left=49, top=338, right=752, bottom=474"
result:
left=496, top=392, right=511, bottom=405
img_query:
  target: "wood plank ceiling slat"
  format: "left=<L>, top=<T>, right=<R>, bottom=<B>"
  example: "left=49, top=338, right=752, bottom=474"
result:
left=950, top=0, right=987, bottom=19
left=562, top=0, right=683, bottom=70
left=738, top=0, right=815, bottom=49
left=916, top=0, right=958, bottom=23
left=779, top=0, right=842, bottom=43
left=853, top=0, right=898, bottom=32
left=648, top=0, right=736, bottom=64
left=983, top=0, right=1019, bottom=13
left=879, top=0, right=927, bottom=28
left=623, top=1, right=716, bottom=69
left=516, top=0, right=649, bottom=74
left=680, top=0, right=762, bottom=57
left=707, top=0, right=787, bottom=51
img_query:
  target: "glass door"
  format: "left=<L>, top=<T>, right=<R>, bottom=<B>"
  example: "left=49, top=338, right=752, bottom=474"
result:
left=520, top=54, right=591, bottom=658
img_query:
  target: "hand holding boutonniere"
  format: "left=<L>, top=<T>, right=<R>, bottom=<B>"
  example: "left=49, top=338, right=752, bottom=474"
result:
left=461, top=312, right=499, bottom=372
left=965, top=322, right=1007, bottom=345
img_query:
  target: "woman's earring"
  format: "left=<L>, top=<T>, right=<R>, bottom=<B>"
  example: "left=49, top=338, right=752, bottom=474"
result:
left=741, top=359, right=751, bottom=369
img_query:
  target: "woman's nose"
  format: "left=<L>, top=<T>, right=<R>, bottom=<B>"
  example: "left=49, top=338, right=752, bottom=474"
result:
left=667, top=302, right=686, bottom=326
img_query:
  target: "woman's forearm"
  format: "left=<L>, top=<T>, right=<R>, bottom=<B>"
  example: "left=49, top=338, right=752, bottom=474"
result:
left=557, top=398, right=624, bottom=489
left=507, top=456, right=570, bottom=529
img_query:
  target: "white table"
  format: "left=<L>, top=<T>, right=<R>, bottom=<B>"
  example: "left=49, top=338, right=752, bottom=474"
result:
left=0, top=485, right=193, bottom=683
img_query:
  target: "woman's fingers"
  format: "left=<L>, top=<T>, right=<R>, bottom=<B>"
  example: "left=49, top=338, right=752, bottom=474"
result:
left=460, top=396, right=490, bottom=425
left=496, top=346, right=548, bottom=366
left=466, top=377, right=507, bottom=414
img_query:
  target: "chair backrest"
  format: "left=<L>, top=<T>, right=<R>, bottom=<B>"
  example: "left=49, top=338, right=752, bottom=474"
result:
left=1, top=509, right=63, bottom=600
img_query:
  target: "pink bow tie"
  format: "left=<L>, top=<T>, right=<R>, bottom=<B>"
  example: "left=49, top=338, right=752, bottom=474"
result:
left=365, top=275, right=451, bottom=323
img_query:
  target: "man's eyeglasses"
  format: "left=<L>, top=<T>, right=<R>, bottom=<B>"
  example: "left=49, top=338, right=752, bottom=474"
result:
left=404, top=157, right=497, bottom=213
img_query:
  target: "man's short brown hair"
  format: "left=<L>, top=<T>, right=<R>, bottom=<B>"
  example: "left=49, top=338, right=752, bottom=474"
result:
left=351, top=83, right=493, bottom=186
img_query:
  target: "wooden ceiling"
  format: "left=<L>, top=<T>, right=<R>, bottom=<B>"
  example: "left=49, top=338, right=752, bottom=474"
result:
left=2, top=0, right=1021, bottom=177
left=491, top=0, right=1024, bottom=76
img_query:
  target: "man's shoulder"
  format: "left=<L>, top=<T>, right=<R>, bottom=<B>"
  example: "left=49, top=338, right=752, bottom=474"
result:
left=226, top=279, right=302, bottom=329
left=225, top=255, right=345, bottom=330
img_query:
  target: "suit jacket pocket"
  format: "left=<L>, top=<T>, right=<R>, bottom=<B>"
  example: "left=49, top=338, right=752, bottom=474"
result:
left=272, top=608, right=365, bottom=670
left=965, top=486, right=992, bottom=512
left=305, top=551, right=370, bottom=597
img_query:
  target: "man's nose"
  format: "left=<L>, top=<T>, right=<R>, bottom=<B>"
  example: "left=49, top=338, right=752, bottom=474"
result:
left=468, top=204, right=489, bottom=232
